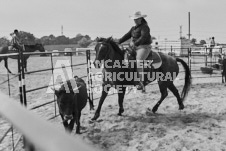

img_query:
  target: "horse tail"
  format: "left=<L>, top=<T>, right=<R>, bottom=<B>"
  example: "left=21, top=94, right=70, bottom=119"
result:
left=176, top=58, right=192, bottom=102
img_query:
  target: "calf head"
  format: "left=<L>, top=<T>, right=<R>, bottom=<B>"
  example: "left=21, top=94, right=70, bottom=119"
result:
left=55, top=90, right=75, bottom=121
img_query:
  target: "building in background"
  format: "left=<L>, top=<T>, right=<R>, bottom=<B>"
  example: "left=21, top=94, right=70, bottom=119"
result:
left=152, top=39, right=191, bottom=56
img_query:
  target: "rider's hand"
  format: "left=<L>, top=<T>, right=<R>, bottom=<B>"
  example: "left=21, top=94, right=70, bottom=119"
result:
left=130, top=41, right=136, bottom=49
left=114, top=39, right=119, bottom=45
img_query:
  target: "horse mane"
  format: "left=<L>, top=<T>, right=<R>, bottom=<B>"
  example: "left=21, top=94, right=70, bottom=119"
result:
left=24, top=44, right=36, bottom=48
left=24, top=43, right=41, bottom=48
left=97, top=37, right=124, bottom=56
left=24, top=43, right=45, bottom=52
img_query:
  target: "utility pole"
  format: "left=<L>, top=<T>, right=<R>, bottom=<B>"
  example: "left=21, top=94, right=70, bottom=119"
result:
left=187, top=12, right=191, bottom=40
left=61, top=25, right=63, bottom=36
left=187, top=12, right=192, bottom=70
left=180, top=25, right=182, bottom=39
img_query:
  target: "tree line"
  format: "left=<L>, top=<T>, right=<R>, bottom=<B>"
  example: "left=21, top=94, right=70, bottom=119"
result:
left=0, top=31, right=93, bottom=48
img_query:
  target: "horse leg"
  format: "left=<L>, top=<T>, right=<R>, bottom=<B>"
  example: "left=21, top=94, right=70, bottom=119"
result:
left=91, top=85, right=110, bottom=121
left=152, top=81, right=168, bottom=113
left=24, top=58, right=27, bottom=72
left=4, top=58, right=12, bottom=74
left=168, top=82, right=184, bottom=110
left=117, top=86, right=126, bottom=116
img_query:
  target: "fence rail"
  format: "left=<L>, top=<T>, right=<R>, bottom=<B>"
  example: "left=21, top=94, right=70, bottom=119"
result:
left=0, top=49, right=94, bottom=150
left=0, top=92, right=95, bottom=151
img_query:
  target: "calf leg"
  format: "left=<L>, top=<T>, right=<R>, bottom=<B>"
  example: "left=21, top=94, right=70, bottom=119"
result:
left=61, top=114, right=69, bottom=129
left=75, top=111, right=81, bottom=134
left=68, top=119, right=75, bottom=133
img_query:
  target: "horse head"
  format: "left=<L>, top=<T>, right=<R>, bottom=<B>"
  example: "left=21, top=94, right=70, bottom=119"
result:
left=93, top=37, right=123, bottom=68
left=35, top=43, right=45, bottom=52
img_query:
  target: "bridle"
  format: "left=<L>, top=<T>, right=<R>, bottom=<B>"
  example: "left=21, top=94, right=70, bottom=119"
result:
left=95, top=42, right=112, bottom=61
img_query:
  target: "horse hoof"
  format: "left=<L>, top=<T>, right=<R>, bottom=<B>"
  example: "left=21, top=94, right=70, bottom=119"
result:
left=91, top=117, right=97, bottom=121
left=91, top=113, right=99, bottom=121
left=76, top=130, right=81, bottom=134
left=118, top=108, right=124, bottom=115
left=152, top=106, right=158, bottom=113
left=90, top=107, right=95, bottom=110
left=179, top=104, right=184, bottom=110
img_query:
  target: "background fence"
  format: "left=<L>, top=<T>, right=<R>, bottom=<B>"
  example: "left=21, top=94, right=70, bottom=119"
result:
left=0, top=50, right=94, bottom=151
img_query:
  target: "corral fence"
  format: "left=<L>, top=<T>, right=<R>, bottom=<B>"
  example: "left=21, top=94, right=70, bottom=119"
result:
left=0, top=49, right=94, bottom=151
left=0, top=92, right=95, bottom=151
left=0, top=45, right=225, bottom=151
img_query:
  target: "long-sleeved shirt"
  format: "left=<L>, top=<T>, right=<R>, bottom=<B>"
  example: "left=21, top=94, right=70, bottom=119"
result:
left=11, top=34, right=22, bottom=46
left=119, top=22, right=152, bottom=46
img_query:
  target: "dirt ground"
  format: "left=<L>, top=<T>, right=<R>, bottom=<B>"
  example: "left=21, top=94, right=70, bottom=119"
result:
left=78, top=80, right=226, bottom=151
left=0, top=56, right=226, bottom=151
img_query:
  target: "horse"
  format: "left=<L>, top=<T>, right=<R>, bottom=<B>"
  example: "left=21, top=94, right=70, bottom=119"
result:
left=0, top=43, right=45, bottom=73
left=91, top=37, right=191, bottom=121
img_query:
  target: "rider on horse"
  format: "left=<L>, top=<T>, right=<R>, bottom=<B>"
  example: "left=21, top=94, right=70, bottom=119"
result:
left=10, top=29, right=23, bottom=51
left=118, top=11, right=152, bottom=90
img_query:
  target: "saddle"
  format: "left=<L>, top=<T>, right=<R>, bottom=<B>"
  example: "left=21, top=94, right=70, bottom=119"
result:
left=146, top=50, right=162, bottom=69
left=8, top=46, right=18, bottom=52
left=8, top=45, right=24, bottom=52
left=125, top=47, right=162, bottom=69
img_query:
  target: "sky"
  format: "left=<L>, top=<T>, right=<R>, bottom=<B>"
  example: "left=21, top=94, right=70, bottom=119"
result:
left=1, top=0, right=226, bottom=43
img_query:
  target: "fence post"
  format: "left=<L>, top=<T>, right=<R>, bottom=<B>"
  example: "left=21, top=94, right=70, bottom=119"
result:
left=21, top=47, right=27, bottom=106
left=86, top=50, right=94, bottom=109
left=187, top=48, right=190, bottom=70
left=17, top=46, right=33, bottom=150
left=18, top=50, right=23, bottom=105
left=70, top=51, right=73, bottom=78
left=171, top=45, right=173, bottom=56
left=189, top=48, right=192, bottom=70
left=205, top=47, right=208, bottom=67
left=50, top=54, right=57, bottom=117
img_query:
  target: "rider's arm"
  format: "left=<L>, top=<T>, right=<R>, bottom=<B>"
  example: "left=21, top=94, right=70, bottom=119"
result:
left=134, top=25, right=150, bottom=46
left=118, top=27, right=133, bottom=44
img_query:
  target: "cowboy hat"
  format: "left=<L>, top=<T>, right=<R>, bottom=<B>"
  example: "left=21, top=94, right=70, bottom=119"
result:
left=129, top=11, right=147, bottom=19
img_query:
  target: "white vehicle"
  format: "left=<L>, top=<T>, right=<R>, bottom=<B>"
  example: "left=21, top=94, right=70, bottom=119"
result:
left=52, top=50, right=59, bottom=56
left=75, top=48, right=95, bottom=56
left=64, top=48, right=72, bottom=56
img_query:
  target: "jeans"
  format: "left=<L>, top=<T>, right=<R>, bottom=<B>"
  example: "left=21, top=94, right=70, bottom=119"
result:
left=136, top=45, right=151, bottom=81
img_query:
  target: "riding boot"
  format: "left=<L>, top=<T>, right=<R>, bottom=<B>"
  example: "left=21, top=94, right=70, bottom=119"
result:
left=136, top=81, right=144, bottom=90
left=136, top=67, right=145, bottom=92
